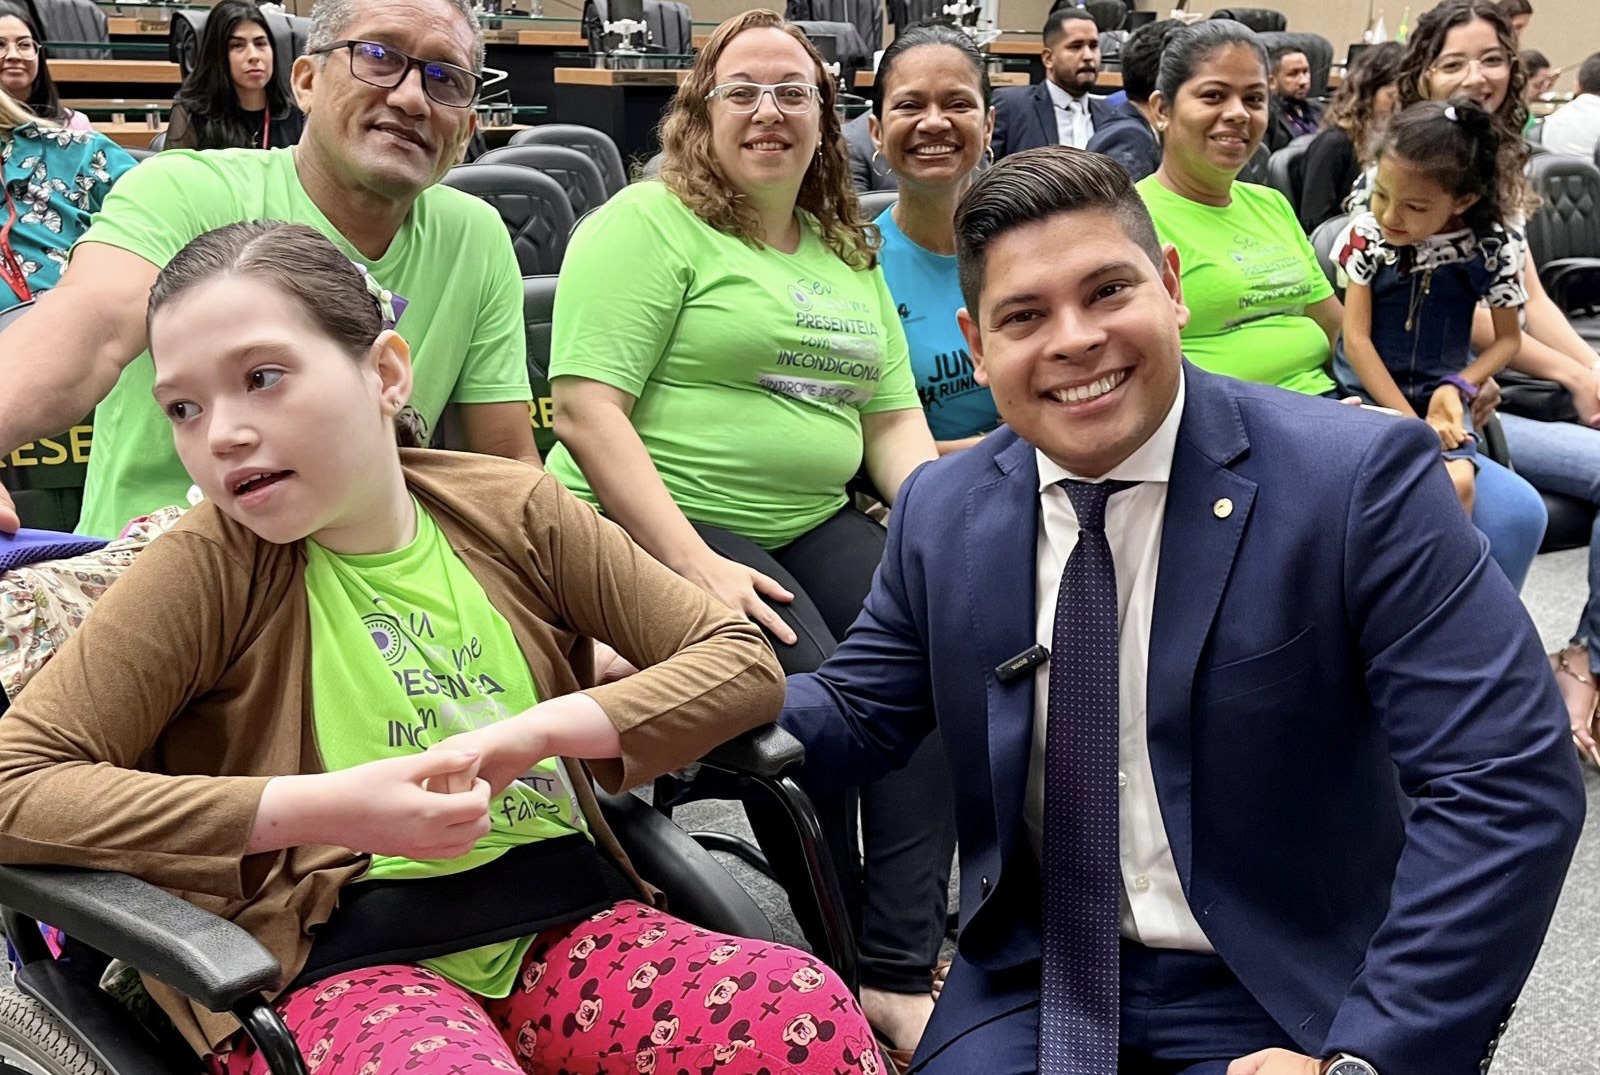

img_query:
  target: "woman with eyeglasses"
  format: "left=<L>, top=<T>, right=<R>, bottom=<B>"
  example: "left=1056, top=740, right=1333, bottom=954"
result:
left=0, top=77, right=135, bottom=315
left=545, top=9, right=946, bottom=1058
left=0, top=1, right=88, bottom=129
left=165, top=0, right=304, bottom=151
left=1392, top=0, right=1600, bottom=766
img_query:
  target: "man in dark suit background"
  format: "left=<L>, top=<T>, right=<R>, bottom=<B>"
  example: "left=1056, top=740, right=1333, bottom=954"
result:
left=780, top=147, right=1584, bottom=1075
left=991, top=8, right=1115, bottom=157
left=1085, top=17, right=1180, bottom=181
left=1266, top=43, right=1325, bottom=150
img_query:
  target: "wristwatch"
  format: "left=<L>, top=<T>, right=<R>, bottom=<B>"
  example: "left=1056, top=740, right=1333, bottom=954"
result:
left=1320, top=1054, right=1380, bottom=1075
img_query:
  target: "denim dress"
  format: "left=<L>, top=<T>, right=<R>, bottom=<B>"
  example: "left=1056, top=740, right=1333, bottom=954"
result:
left=1332, top=211, right=1527, bottom=461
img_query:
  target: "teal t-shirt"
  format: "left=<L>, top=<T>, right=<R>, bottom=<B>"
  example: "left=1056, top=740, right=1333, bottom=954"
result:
left=873, top=208, right=1000, bottom=442
left=305, top=500, right=587, bottom=997
left=72, top=147, right=530, bottom=537
left=1137, top=176, right=1336, bottom=396
left=544, top=181, right=920, bottom=549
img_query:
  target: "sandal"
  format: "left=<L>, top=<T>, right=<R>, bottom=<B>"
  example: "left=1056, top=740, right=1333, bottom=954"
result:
left=1554, top=644, right=1600, bottom=768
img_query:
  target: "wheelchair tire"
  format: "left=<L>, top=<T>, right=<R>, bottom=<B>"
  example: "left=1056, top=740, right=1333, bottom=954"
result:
left=0, top=987, right=109, bottom=1075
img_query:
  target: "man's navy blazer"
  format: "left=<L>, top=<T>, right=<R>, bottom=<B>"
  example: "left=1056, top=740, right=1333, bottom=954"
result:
left=990, top=82, right=1117, bottom=158
left=1084, top=99, right=1161, bottom=181
left=781, top=365, right=1584, bottom=1075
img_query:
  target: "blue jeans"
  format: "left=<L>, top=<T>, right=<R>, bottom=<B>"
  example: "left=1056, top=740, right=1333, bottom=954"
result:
left=1499, top=412, right=1600, bottom=673
left=1472, top=456, right=1547, bottom=592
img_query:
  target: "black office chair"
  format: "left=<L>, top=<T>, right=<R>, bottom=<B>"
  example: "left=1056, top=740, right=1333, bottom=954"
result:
left=25, top=0, right=108, bottom=59
left=1257, top=30, right=1335, bottom=98
left=1308, top=211, right=1347, bottom=292
left=791, top=19, right=871, bottom=87
left=1238, top=141, right=1272, bottom=186
left=1209, top=7, right=1287, bottom=33
left=442, top=164, right=576, bottom=275
left=1084, top=0, right=1126, bottom=32
left=168, top=9, right=308, bottom=80
left=1266, top=132, right=1315, bottom=217
left=508, top=125, right=629, bottom=200
left=523, top=274, right=558, bottom=457
left=0, top=303, right=91, bottom=534
left=0, top=730, right=812, bottom=1075
left=147, top=131, right=166, bottom=152
left=886, top=0, right=941, bottom=30
left=856, top=189, right=897, bottom=221
left=477, top=144, right=611, bottom=218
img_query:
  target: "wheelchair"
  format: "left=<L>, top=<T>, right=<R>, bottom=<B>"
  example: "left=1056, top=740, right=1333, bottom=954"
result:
left=0, top=724, right=861, bottom=1075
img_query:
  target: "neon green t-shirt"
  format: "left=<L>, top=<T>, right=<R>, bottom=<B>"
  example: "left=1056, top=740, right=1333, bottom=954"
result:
left=72, top=147, right=530, bottom=538
left=305, top=501, right=586, bottom=997
left=544, top=181, right=920, bottom=549
left=1137, top=176, right=1337, bottom=396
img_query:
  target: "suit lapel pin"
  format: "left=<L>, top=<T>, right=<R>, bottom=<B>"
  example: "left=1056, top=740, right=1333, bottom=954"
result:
left=1213, top=498, right=1233, bottom=519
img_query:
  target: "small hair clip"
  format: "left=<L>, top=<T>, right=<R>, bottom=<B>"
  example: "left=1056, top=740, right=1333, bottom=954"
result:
left=352, top=262, right=399, bottom=331
left=1444, top=104, right=1459, bottom=122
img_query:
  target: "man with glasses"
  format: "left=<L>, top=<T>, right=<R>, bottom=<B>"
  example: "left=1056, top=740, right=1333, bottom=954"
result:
left=0, top=0, right=538, bottom=537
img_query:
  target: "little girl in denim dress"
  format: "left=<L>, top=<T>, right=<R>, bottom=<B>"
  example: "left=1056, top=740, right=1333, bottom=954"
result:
left=1332, top=97, right=1526, bottom=512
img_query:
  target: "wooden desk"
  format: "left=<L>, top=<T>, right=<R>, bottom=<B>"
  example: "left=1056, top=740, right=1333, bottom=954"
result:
left=106, top=16, right=168, bottom=36
left=91, top=121, right=165, bottom=149
left=553, top=67, right=687, bottom=87
left=483, top=28, right=587, bottom=47
left=855, top=68, right=1033, bottom=88
left=51, top=59, right=181, bottom=85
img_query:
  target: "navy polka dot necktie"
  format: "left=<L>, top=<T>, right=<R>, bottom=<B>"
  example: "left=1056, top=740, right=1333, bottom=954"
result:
left=1039, top=478, right=1139, bottom=1075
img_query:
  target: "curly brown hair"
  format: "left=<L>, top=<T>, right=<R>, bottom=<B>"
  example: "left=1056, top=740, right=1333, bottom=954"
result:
left=1397, top=0, right=1535, bottom=216
left=1320, top=41, right=1403, bottom=165
left=657, top=9, right=876, bottom=270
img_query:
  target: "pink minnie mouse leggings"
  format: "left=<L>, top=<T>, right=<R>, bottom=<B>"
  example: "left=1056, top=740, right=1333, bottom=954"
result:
left=209, top=900, right=883, bottom=1075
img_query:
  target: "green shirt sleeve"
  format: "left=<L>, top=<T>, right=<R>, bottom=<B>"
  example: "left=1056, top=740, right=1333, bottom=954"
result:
left=448, top=206, right=531, bottom=404
left=860, top=264, right=921, bottom=415
left=549, top=184, right=689, bottom=398
left=72, top=151, right=239, bottom=268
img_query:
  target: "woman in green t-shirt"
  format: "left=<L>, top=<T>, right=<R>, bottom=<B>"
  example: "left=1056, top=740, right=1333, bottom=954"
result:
left=1136, top=19, right=1344, bottom=396
left=545, top=9, right=948, bottom=1057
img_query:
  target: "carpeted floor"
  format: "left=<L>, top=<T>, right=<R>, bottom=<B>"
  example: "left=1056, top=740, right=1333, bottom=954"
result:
left=673, top=545, right=1600, bottom=1073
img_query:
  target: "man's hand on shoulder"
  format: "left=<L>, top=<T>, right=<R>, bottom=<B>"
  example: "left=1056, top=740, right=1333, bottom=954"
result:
left=1227, top=1048, right=1321, bottom=1075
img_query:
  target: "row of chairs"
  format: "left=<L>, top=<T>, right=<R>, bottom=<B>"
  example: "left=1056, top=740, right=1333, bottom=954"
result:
left=441, top=125, right=628, bottom=275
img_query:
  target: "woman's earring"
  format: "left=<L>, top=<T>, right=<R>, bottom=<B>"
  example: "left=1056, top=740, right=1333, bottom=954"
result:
left=982, top=146, right=995, bottom=167
left=871, top=148, right=885, bottom=166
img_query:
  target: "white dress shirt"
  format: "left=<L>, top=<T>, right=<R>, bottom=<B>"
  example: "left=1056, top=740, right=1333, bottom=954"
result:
left=1044, top=78, right=1096, bottom=149
left=1022, top=374, right=1214, bottom=953
left=1542, top=94, right=1600, bottom=159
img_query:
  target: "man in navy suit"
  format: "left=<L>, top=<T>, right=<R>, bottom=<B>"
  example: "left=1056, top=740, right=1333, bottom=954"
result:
left=1085, top=18, right=1179, bottom=182
left=991, top=9, right=1116, bottom=157
left=780, top=147, right=1584, bottom=1075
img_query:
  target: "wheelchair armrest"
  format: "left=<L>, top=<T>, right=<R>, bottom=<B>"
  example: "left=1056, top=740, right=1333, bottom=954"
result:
left=0, top=865, right=282, bottom=1012
left=1539, top=257, right=1600, bottom=312
left=698, top=724, right=804, bottom=779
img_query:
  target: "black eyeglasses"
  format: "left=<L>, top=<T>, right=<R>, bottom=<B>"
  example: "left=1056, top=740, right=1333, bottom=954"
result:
left=311, top=40, right=482, bottom=108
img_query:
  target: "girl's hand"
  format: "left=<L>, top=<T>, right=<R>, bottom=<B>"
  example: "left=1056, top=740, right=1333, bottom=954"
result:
left=679, top=551, right=798, bottom=646
left=1427, top=385, right=1468, bottom=449
left=1576, top=365, right=1600, bottom=429
left=428, top=720, right=550, bottom=798
left=319, top=751, right=491, bottom=859
left=1469, top=376, right=1499, bottom=428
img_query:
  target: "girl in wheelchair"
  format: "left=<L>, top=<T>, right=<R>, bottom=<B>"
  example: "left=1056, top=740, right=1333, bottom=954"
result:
left=0, top=221, right=878, bottom=1074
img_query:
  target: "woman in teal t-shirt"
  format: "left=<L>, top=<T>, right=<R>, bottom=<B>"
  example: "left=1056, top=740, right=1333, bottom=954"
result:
left=1138, top=18, right=1547, bottom=594
left=867, top=22, right=1000, bottom=454
left=546, top=10, right=948, bottom=1059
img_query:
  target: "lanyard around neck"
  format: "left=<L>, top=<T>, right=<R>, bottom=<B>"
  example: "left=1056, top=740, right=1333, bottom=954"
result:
left=0, top=184, right=33, bottom=305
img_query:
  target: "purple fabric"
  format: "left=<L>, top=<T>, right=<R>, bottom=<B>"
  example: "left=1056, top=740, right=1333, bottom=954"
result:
left=0, top=529, right=108, bottom=574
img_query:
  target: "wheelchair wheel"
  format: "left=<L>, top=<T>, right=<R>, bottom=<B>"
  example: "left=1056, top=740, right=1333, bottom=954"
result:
left=0, top=987, right=108, bottom=1075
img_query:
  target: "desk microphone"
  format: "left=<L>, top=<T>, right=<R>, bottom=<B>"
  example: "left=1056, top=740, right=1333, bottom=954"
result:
left=994, top=644, right=1049, bottom=684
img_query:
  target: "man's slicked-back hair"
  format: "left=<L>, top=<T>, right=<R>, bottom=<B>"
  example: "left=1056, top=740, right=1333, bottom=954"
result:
left=954, top=146, right=1163, bottom=314
left=308, top=0, right=485, bottom=71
